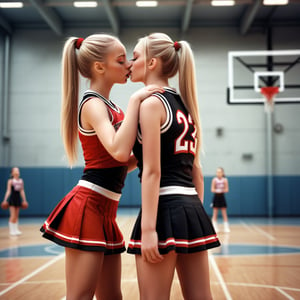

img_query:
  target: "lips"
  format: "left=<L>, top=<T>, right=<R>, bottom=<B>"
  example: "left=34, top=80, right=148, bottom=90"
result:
left=126, top=71, right=132, bottom=78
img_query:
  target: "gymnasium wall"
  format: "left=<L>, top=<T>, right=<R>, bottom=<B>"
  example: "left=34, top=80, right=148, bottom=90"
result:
left=0, top=26, right=299, bottom=217
left=0, top=167, right=299, bottom=217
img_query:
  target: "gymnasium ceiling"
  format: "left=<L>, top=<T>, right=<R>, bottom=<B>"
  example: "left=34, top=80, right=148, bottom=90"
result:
left=0, top=0, right=300, bottom=36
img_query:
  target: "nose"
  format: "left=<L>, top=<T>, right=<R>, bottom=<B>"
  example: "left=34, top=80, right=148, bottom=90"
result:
left=126, top=60, right=132, bottom=69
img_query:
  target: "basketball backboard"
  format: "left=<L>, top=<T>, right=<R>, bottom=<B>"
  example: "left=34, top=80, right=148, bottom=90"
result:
left=227, top=50, right=300, bottom=104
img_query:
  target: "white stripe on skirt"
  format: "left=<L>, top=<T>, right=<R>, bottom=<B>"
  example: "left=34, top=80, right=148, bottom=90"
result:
left=77, top=180, right=121, bottom=201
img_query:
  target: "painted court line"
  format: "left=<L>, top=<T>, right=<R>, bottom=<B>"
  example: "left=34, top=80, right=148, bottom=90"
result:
left=240, top=220, right=256, bottom=233
left=209, top=254, right=232, bottom=300
left=21, top=279, right=65, bottom=284
left=0, top=252, right=65, bottom=297
left=227, top=282, right=299, bottom=299
left=252, top=224, right=276, bottom=241
left=275, top=287, right=295, bottom=300
left=240, top=220, right=276, bottom=241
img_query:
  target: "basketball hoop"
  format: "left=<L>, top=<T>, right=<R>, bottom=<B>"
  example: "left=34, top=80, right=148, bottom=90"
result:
left=261, top=86, right=279, bottom=113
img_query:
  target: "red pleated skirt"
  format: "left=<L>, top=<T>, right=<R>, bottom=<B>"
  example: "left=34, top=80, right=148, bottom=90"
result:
left=40, top=183, right=125, bottom=254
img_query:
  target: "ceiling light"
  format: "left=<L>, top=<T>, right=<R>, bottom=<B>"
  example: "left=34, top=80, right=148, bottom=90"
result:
left=136, top=1, right=158, bottom=7
left=0, top=2, right=23, bottom=8
left=211, top=0, right=235, bottom=6
left=73, top=1, right=98, bottom=8
left=263, top=0, right=288, bottom=5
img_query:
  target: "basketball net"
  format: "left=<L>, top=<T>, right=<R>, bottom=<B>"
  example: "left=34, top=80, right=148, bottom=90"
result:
left=260, top=86, right=279, bottom=113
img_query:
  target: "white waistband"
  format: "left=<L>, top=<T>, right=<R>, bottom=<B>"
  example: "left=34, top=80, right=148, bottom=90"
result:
left=78, top=180, right=121, bottom=201
left=159, top=186, right=198, bottom=196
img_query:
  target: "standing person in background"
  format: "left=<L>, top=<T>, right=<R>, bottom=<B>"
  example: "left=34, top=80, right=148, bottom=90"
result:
left=1, top=167, right=29, bottom=236
left=211, top=167, right=230, bottom=233
left=40, top=33, right=163, bottom=300
left=127, top=33, right=220, bottom=300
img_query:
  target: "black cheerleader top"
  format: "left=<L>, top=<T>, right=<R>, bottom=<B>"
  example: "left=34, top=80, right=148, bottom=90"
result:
left=133, top=88, right=197, bottom=189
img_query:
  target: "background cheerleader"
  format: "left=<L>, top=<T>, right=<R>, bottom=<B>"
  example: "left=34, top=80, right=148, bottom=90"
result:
left=211, top=167, right=230, bottom=233
left=1, top=167, right=28, bottom=236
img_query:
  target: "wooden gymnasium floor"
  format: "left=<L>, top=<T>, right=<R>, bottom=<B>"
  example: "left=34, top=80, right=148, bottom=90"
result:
left=0, top=209, right=300, bottom=300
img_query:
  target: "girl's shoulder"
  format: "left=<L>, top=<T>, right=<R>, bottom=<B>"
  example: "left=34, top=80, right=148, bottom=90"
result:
left=6, top=178, right=13, bottom=187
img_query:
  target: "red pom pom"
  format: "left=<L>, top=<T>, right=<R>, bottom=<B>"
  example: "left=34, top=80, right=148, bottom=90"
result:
left=21, top=202, right=29, bottom=210
left=1, top=202, right=9, bottom=210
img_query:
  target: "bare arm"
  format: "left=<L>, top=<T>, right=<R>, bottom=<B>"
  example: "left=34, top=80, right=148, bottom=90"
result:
left=223, top=178, right=229, bottom=193
left=82, top=86, right=164, bottom=162
left=211, top=178, right=216, bottom=193
left=139, top=97, right=164, bottom=264
left=19, top=180, right=28, bottom=204
left=127, top=155, right=138, bottom=173
left=192, top=161, right=204, bottom=203
left=82, top=95, right=140, bottom=163
left=2, top=179, right=12, bottom=203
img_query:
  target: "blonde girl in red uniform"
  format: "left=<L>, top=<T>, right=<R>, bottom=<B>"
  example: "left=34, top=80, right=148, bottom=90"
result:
left=40, top=34, right=163, bottom=300
left=211, top=167, right=230, bottom=233
left=1, top=167, right=28, bottom=236
left=127, top=33, right=220, bottom=300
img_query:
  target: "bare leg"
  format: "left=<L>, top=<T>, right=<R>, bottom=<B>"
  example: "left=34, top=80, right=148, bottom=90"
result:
left=176, top=251, right=212, bottom=300
left=9, top=207, right=21, bottom=235
left=212, top=208, right=219, bottom=232
left=9, top=206, right=19, bottom=223
left=95, top=254, right=122, bottom=300
left=65, top=247, right=104, bottom=300
left=221, top=208, right=230, bottom=232
left=136, top=251, right=177, bottom=300
left=221, top=208, right=228, bottom=222
left=212, top=208, right=218, bottom=222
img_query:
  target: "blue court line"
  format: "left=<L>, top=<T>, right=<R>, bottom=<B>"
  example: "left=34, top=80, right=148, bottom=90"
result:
left=0, top=244, right=64, bottom=258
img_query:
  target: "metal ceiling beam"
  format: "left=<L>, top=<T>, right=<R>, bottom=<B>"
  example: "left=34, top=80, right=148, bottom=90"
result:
left=240, top=0, right=262, bottom=35
left=181, top=0, right=194, bottom=33
left=0, top=13, right=13, bottom=35
left=28, top=0, right=63, bottom=36
left=100, top=0, right=120, bottom=35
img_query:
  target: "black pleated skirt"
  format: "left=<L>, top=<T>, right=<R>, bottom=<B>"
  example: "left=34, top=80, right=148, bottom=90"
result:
left=127, top=194, right=221, bottom=255
left=212, top=193, right=227, bottom=208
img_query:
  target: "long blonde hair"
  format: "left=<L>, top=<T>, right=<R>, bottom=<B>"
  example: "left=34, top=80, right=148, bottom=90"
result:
left=61, top=34, right=119, bottom=166
left=139, top=33, right=202, bottom=164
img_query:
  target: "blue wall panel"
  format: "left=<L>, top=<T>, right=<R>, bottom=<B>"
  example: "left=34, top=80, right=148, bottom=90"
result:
left=121, top=170, right=141, bottom=207
left=274, top=176, right=300, bottom=216
left=203, top=176, right=268, bottom=217
left=0, top=167, right=299, bottom=217
left=0, top=167, right=83, bottom=217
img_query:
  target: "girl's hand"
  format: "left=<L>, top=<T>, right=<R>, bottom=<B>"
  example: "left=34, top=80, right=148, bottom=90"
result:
left=130, top=85, right=164, bottom=103
left=141, top=230, right=164, bottom=264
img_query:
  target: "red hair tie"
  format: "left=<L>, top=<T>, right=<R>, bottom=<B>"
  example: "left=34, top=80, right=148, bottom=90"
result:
left=174, top=41, right=181, bottom=51
left=75, top=38, right=84, bottom=49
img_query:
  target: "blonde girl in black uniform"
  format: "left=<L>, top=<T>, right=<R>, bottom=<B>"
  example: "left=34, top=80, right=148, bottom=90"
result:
left=1, top=167, right=28, bottom=236
left=127, top=33, right=220, bottom=300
